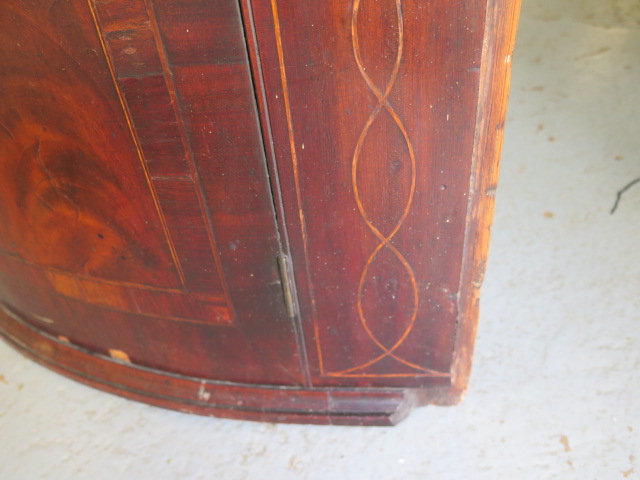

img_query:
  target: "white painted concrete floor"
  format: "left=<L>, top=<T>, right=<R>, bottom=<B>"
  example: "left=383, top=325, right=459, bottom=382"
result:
left=1, top=0, right=639, bottom=478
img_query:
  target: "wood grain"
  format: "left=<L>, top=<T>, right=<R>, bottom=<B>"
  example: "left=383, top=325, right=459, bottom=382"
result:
left=0, top=0, right=305, bottom=386
left=251, top=0, right=494, bottom=387
left=0, top=0, right=521, bottom=423
left=0, top=306, right=421, bottom=426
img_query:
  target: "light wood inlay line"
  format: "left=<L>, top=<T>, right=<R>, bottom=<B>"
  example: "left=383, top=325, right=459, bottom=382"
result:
left=86, top=0, right=187, bottom=288
left=270, top=0, right=448, bottom=378
left=329, top=0, right=448, bottom=377
left=269, top=0, right=324, bottom=375
left=143, top=0, right=237, bottom=319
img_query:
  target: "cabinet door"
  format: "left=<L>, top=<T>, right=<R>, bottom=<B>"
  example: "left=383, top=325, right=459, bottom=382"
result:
left=250, top=0, right=495, bottom=388
left=0, top=0, right=305, bottom=385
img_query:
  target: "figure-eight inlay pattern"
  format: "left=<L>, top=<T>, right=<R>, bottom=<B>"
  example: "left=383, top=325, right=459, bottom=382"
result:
left=332, top=0, right=448, bottom=377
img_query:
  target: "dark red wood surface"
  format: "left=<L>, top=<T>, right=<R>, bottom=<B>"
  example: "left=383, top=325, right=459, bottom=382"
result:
left=0, top=0, right=521, bottom=424
left=0, top=0, right=305, bottom=386
left=250, top=0, right=488, bottom=387
left=1, top=306, right=428, bottom=425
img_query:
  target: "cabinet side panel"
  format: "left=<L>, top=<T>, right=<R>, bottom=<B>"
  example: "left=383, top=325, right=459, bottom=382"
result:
left=451, top=0, right=522, bottom=394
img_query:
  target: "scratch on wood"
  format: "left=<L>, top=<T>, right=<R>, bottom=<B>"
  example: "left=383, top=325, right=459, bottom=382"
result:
left=33, top=313, right=55, bottom=324
left=0, top=123, right=14, bottom=141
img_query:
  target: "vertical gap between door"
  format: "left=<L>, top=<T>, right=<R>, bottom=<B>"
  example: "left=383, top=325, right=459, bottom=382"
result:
left=236, top=0, right=313, bottom=388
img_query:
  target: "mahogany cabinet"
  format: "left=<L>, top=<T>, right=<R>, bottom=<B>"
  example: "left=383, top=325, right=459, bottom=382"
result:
left=0, top=0, right=520, bottom=425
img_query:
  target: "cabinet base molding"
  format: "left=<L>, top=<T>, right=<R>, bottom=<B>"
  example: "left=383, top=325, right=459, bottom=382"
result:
left=0, top=307, right=460, bottom=426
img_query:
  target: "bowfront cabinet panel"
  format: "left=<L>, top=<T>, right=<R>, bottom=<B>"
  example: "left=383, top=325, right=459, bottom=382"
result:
left=0, top=0, right=304, bottom=386
left=0, top=0, right=520, bottom=425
